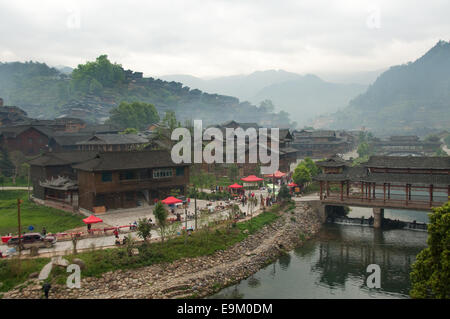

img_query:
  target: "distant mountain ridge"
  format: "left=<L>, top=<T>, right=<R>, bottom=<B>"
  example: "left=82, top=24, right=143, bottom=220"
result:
left=0, top=58, right=294, bottom=127
left=328, top=40, right=450, bottom=135
left=161, top=70, right=367, bottom=125
left=161, top=69, right=302, bottom=101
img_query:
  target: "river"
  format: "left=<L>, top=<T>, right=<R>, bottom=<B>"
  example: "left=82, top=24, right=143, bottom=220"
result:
left=210, top=207, right=429, bottom=299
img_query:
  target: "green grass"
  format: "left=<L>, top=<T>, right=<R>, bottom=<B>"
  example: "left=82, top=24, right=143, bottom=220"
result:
left=0, top=257, right=50, bottom=292
left=0, top=190, right=85, bottom=235
left=50, top=209, right=281, bottom=280
left=0, top=176, right=29, bottom=187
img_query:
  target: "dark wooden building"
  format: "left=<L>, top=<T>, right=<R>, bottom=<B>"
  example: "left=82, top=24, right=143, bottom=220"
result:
left=0, top=125, right=54, bottom=155
left=73, top=150, right=189, bottom=212
left=28, top=151, right=98, bottom=203
left=291, top=129, right=355, bottom=158
left=76, top=134, right=148, bottom=152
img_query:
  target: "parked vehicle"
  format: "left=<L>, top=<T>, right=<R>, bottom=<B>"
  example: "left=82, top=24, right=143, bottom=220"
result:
left=7, top=233, right=57, bottom=249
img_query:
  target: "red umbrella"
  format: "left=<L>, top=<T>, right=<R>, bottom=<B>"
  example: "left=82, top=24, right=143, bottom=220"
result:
left=161, top=196, right=183, bottom=205
left=241, top=175, right=263, bottom=182
left=288, top=182, right=298, bottom=187
left=83, top=215, right=103, bottom=224
left=264, top=170, right=286, bottom=179
left=228, top=183, right=243, bottom=189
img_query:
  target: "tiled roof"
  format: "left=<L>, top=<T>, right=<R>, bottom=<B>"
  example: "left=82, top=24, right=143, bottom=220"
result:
left=28, top=151, right=98, bottom=166
left=314, top=156, right=450, bottom=186
left=365, top=156, right=450, bottom=169
left=0, top=125, right=55, bottom=138
left=76, top=134, right=148, bottom=145
left=51, top=133, right=93, bottom=146
left=72, top=150, right=188, bottom=171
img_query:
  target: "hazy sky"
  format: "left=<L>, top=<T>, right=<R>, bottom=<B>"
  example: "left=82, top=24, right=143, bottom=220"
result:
left=0, top=0, right=449, bottom=78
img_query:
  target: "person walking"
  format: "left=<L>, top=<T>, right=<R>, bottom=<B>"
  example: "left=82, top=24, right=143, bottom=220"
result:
left=42, top=282, right=51, bottom=299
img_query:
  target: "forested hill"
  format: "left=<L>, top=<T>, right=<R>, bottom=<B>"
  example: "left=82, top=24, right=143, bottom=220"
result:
left=328, top=40, right=450, bottom=135
left=0, top=56, right=294, bottom=127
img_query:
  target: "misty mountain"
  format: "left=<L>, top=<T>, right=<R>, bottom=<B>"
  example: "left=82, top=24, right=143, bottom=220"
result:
left=251, top=74, right=367, bottom=125
left=161, top=70, right=367, bottom=125
left=0, top=58, right=294, bottom=127
left=160, top=69, right=301, bottom=101
left=328, top=40, right=450, bottom=135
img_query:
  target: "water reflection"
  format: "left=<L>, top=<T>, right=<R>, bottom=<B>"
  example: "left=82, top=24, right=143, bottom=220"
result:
left=210, top=223, right=427, bottom=299
left=278, top=253, right=291, bottom=270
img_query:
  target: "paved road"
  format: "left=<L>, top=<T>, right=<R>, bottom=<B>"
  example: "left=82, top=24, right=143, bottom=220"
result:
left=1, top=191, right=271, bottom=257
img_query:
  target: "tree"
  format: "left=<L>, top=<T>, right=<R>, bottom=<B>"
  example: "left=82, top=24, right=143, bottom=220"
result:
left=259, top=100, right=275, bottom=113
left=424, top=134, right=440, bottom=143
left=357, top=141, right=371, bottom=158
left=124, top=234, right=136, bottom=257
left=136, top=217, right=152, bottom=243
left=410, top=201, right=450, bottom=298
left=303, top=157, right=320, bottom=177
left=153, top=202, right=168, bottom=244
left=228, top=164, right=239, bottom=182
left=107, top=101, right=159, bottom=130
left=292, top=164, right=311, bottom=187
left=277, top=185, right=291, bottom=202
left=71, top=54, right=125, bottom=92
left=9, top=151, right=26, bottom=184
left=162, top=111, right=179, bottom=132
left=120, top=128, right=138, bottom=135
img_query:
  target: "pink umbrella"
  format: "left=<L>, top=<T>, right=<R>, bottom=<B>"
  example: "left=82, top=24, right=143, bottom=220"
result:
left=228, top=183, right=244, bottom=189
left=264, top=170, right=286, bottom=179
left=83, top=215, right=103, bottom=224
left=161, top=196, right=183, bottom=205
left=241, top=175, right=263, bottom=182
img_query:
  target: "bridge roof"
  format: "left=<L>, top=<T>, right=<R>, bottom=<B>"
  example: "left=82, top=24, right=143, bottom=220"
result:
left=365, top=156, right=450, bottom=169
left=314, top=165, right=450, bottom=187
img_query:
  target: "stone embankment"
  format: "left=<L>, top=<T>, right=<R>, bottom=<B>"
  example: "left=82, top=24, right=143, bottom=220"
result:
left=4, top=202, right=322, bottom=299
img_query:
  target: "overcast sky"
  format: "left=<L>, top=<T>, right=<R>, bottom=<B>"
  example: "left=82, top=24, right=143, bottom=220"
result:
left=0, top=0, right=449, bottom=78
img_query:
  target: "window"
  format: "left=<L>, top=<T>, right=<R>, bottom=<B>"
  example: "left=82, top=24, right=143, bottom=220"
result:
left=176, top=167, right=184, bottom=176
left=101, top=172, right=112, bottom=182
left=153, top=168, right=173, bottom=179
left=119, top=171, right=135, bottom=180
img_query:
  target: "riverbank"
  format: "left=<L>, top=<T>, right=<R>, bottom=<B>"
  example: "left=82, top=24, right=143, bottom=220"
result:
left=3, top=201, right=322, bottom=299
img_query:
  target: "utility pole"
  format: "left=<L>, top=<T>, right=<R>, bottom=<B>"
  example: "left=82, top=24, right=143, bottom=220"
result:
left=27, top=166, right=31, bottom=200
left=184, top=204, right=188, bottom=245
left=194, top=185, right=198, bottom=231
left=17, top=198, right=23, bottom=257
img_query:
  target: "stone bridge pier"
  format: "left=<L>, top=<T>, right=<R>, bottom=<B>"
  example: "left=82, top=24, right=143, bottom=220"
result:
left=302, top=200, right=386, bottom=229
left=373, top=208, right=384, bottom=228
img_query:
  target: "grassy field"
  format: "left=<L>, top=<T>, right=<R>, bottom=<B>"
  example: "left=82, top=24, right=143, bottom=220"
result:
left=0, top=257, right=50, bottom=293
left=0, top=190, right=85, bottom=235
